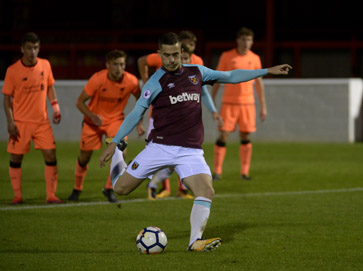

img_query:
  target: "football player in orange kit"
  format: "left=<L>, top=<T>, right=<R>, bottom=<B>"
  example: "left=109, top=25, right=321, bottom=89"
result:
left=138, top=31, right=202, bottom=199
left=68, top=50, right=144, bottom=202
left=2, top=32, right=63, bottom=204
left=212, top=27, right=267, bottom=181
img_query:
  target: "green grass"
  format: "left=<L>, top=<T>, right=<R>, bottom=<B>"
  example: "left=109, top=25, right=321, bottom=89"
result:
left=1, top=141, right=363, bottom=271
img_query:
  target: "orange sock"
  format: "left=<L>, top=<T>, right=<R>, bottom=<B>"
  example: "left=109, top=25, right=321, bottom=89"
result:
left=74, top=160, right=88, bottom=191
left=240, top=141, right=252, bottom=175
left=45, top=164, right=58, bottom=200
left=104, top=172, right=113, bottom=190
left=177, top=177, right=186, bottom=191
left=214, top=142, right=226, bottom=175
left=162, top=178, right=171, bottom=192
left=9, top=165, right=22, bottom=200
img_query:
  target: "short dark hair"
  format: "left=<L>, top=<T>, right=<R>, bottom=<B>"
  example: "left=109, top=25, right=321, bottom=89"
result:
left=21, top=32, right=40, bottom=46
left=105, top=50, right=127, bottom=62
left=158, top=32, right=180, bottom=49
left=181, top=43, right=193, bottom=56
left=236, top=27, right=254, bottom=39
left=179, top=30, right=197, bottom=42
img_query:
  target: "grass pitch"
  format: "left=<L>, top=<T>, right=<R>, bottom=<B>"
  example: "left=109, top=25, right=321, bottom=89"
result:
left=0, top=141, right=362, bottom=271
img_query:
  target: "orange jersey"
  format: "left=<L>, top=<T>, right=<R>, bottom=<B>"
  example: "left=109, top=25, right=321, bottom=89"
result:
left=84, top=70, right=140, bottom=125
left=2, top=58, right=55, bottom=123
left=146, top=53, right=163, bottom=69
left=190, top=54, right=204, bottom=65
left=146, top=52, right=204, bottom=68
left=216, top=49, right=262, bottom=104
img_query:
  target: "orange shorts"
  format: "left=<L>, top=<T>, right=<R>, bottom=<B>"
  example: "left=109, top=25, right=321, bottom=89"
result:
left=7, top=121, right=56, bottom=154
left=220, top=103, right=256, bottom=133
left=80, top=120, right=127, bottom=151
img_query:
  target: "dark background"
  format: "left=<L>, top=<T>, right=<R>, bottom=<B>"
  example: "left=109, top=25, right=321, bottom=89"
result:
left=1, top=0, right=363, bottom=79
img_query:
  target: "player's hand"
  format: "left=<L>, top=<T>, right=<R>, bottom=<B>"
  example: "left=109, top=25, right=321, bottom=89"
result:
left=267, top=64, right=292, bottom=75
left=90, top=114, right=102, bottom=126
left=99, top=142, right=116, bottom=168
left=212, top=112, right=224, bottom=128
left=8, top=122, right=20, bottom=142
left=136, top=124, right=146, bottom=137
left=53, top=112, right=61, bottom=124
left=259, top=107, right=267, bottom=122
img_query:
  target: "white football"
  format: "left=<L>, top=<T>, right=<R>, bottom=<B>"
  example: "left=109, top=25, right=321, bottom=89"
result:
left=136, top=226, right=168, bottom=254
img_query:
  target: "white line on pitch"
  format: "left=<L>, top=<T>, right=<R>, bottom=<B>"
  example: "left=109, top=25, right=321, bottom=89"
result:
left=0, top=187, right=362, bottom=211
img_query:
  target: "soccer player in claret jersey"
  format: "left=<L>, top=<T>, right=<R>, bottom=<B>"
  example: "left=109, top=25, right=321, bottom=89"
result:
left=212, top=27, right=267, bottom=181
left=138, top=30, right=203, bottom=84
left=99, top=32, right=291, bottom=252
left=2, top=32, right=63, bottom=204
left=146, top=45, right=219, bottom=201
left=139, top=30, right=203, bottom=199
left=67, top=50, right=144, bottom=203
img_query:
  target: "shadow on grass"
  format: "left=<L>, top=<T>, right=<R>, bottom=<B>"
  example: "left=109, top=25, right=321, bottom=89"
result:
left=161, top=222, right=253, bottom=245
left=205, top=222, right=252, bottom=244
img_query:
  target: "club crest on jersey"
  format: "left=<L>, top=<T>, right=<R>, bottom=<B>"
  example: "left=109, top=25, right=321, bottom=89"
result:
left=188, top=75, right=199, bottom=85
left=131, top=161, right=139, bottom=170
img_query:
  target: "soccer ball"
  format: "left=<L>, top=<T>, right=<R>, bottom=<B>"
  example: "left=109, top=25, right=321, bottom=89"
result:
left=136, top=226, right=168, bottom=254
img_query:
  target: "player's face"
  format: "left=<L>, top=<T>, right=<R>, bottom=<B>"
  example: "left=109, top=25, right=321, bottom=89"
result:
left=159, top=43, right=182, bottom=72
left=107, top=57, right=126, bottom=81
left=236, top=35, right=253, bottom=54
left=181, top=51, right=191, bottom=64
left=21, top=42, right=40, bottom=66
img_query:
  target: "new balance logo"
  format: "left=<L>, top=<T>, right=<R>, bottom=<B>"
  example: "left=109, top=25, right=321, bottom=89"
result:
left=169, top=92, right=200, bottom=104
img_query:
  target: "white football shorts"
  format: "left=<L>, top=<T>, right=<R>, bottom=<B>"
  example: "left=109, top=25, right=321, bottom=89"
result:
left=125, top=142, right=212, bottom=180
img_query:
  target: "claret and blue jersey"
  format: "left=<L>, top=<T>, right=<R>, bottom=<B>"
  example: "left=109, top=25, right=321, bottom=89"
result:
left=112, top=64, right=268, bottom=148
left=142, top=65, right=216, bottom=149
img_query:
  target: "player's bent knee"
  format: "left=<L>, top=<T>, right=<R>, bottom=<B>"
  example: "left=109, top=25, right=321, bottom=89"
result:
left=113, top=174, right=143, bottom=195
left=113, top=182, right=131, bottom=195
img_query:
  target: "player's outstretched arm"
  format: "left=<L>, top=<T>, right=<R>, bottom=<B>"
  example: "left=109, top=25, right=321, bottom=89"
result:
left=201, top=85, right=217, bottom=113
left=267, top=64, right=292, bottom=75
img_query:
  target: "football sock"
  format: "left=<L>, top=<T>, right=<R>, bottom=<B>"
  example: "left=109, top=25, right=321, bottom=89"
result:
left=240, top=140, right=252, bottom=175
left=110, top=147, right=127, bottom=189
left=178, top=177, right=187, bottom=191
left=45, top=162, right=58, bottom=200
left=104, top=173, right=113, bottom=190
left=149, top=168, right=166, bottom=189
left=157, top=167, right=174, bottom=180
left=189, top=197, right=211, bottom=246
left=149, top=168, right=172, bottom=187
left=148, top=179, right=158, bottom=189
left=157, top=168, right=172, bottom=192
left=74, top=159, right=88, bottom=191
left=214, top=140, right=227, bottom=175
left=9, top=162, right=22, bottom=200
left=162, top=178, right=171, bottom=192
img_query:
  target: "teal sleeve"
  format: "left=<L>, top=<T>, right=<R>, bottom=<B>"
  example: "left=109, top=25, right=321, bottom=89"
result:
left=197, top=65, right=268, bottom=84
left=111, top=69, right=164, bottom=144
left=112, top=104, right=147, bottom=144
left=215, top=69, right=268, bottom=84
left=201, top=85, right=217, bottom=113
